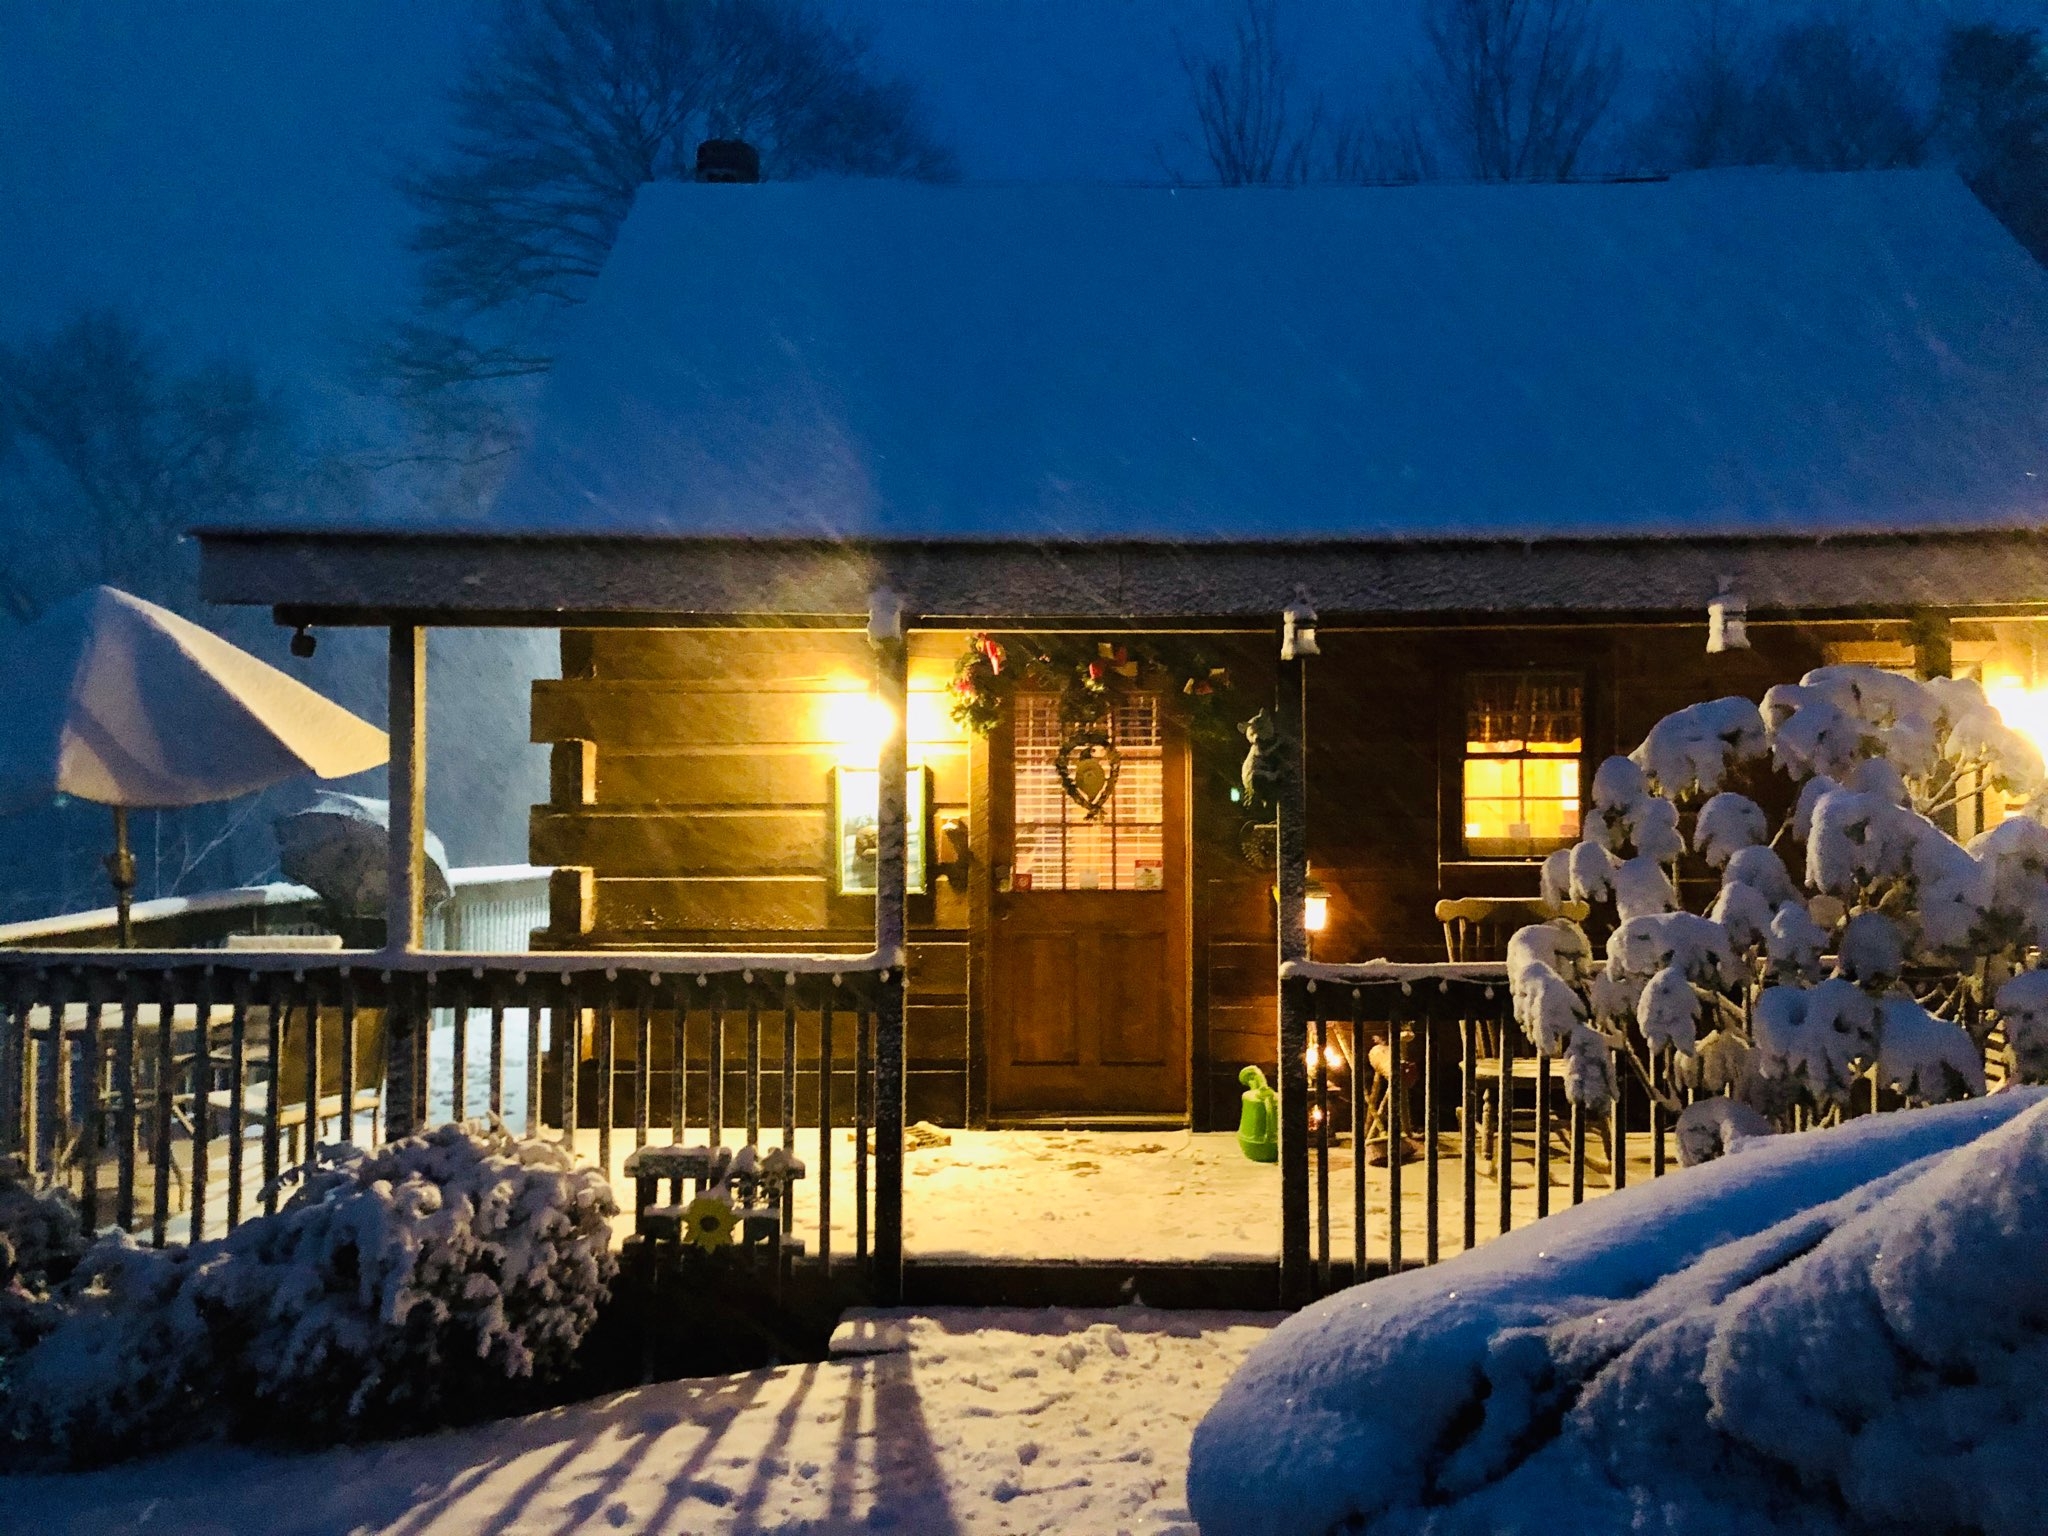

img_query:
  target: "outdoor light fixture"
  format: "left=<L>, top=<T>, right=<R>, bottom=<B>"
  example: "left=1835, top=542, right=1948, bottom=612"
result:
left=1304, top=875, right=1330, bottom=935
left=1987, top=675, right=2048, bottom=759
left=1707, top=576, right=1749, bottom=654
left=1282, top=588, right=1320, bottom=660
left=824, top=688, right=898, bottom=767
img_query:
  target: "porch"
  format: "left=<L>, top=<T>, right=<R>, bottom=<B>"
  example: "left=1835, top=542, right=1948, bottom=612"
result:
left=0, top=931, right=1769, bottom=1309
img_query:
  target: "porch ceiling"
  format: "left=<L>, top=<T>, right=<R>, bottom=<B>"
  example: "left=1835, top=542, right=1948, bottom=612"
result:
left=197, top=526, right=2048, bottom=628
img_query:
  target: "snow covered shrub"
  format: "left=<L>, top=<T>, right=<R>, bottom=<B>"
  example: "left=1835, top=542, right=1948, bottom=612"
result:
left=0, top=1123, right=616, bottom=1466
left=0, top=1161, right=90, bottom=1360
left=0, top=1235, right=217, bottom=1467
left=201, top=1121, right=618, bottom=1439
left=1514, top=666, right=2047, bottom=1158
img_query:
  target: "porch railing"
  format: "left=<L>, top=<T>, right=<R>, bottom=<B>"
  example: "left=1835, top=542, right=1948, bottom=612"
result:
left=0, top=948, right=905, bottom=1296
left=1277, top=961, right=2003, bottom=1305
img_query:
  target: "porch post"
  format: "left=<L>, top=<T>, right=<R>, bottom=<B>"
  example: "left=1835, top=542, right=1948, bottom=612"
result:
left=384, top=623, right=427, bottom=1137
left=1911, top=612, right=1956, bottom=835
left=870, top=591, right=908, bottom=1304
left=1277, top=594, right=1317, bottom=1307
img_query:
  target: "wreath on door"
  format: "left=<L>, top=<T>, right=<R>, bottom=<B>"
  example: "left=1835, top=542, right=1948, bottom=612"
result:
left=948, top=634, right=1235, bottom=817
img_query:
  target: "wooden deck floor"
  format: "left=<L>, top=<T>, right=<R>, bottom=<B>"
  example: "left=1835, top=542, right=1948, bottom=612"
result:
left=125, top=1123, right=1669, bottom=1266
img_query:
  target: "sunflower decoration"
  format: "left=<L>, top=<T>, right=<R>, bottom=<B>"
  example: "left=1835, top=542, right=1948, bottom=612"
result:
left=680, top=1193, right=739, bottom=1253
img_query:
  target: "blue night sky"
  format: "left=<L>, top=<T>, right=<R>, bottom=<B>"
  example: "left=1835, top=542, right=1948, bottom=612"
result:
left=0, top=0, right=2032, bottom=404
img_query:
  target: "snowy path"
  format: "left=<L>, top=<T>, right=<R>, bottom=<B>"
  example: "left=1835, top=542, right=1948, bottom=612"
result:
left=0, top=1308, right=1276, bottom=1536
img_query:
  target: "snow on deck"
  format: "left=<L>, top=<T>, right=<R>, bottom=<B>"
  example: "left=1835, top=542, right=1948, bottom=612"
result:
left=0, top=1308, right=1274, bottom=1535
left=168, top=1123, right=1665, bottom=1263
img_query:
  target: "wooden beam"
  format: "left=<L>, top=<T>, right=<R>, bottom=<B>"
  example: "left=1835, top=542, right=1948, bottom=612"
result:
left=203, top=527, right=2048, bottom=626
left=385, top=623, right=427, bottom=1137
left=386, top=625, right=427, bottom=954
left=871, top=600, right=909, bottom=1304
left=1276, top=641, right=1312, bottom=1308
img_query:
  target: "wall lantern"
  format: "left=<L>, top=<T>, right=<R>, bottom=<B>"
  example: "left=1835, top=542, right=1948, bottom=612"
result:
left=1304, top=874, right=1331, bottom=935
left=1707, top=576, right=1749, bottom=654
left=824, top=689, right=899, bottom=768
left=1274, top=868, right=1334, bottom=953
left=1283, top=588, right=1320, bottom=660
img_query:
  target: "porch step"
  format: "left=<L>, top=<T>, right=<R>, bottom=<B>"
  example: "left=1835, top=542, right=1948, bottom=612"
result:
left=901, top=1258, right=1310, bottom=1311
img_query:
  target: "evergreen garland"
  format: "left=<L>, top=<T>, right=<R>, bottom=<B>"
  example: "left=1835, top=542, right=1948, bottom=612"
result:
left=948, top=633, right=1235, bottom=743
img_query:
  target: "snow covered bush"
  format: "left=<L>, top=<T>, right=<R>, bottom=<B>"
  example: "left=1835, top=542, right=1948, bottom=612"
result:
left=0, top=1122, right=617, bottom=1467
left=1513, top=666, right=2047, bottom=1157
left=1189, top=1089, right=2048, bottom=1536
left=0, top=1160, right=90, bottom=1360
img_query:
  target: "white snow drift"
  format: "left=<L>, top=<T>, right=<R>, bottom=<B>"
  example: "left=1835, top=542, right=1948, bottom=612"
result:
left=1188, top=1090, right=2048, bottom=1536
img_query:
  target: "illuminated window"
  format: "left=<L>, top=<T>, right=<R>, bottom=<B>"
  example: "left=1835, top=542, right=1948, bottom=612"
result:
left=1012, top=693, right=1164, bottom=891
left=1462, top=673, right=1583, bottom=858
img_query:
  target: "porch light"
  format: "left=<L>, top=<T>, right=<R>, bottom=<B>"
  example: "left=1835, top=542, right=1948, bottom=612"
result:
left=1304, top=877, right=1330, bottom=935
left=825, top=689, right=898, bottom=767
left=1707, top=576, right=1749, bottom=654
left=1987, top=675, right=2048, bottom=760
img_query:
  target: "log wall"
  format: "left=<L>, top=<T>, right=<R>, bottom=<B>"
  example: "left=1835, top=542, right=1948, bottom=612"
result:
left=532, top=618, right=1901, bottom=1132
left=532, top=628, right=972, bottom=1125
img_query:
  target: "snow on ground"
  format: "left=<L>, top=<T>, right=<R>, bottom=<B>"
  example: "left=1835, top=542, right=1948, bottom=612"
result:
left=1188, top=1088, right=2048, bottom=1536
left=1, top=1308, right=1275, bottom=1536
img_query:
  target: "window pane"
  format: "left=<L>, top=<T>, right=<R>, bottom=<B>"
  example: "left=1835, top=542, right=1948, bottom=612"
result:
left=1463, top=758, right=1522, bottom=800
left=1461, top=672, right=1584, bottom=859
left=1521, top=758, right=1576, bottom=799
left=1010, top=691, right=1166, bottom=891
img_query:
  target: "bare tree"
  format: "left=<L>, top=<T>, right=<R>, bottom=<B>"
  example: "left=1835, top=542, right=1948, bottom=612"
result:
left=1747, top=20, right=1927, bottom=171
left=1174, top=0, right=1320, bottom=185
left=1938, top=22, right=2048, bottom=263
left=1423, top=0, right=1624, bottom=181
left=0, top=310, right=300, bottom=622
left=1633, top=0, right=1758, bottom=171
left=0, top=310, right=341, bottom=917
left=390, top=0, right=953, bottom=410
left=1326, top=105, right=1440, bottom=184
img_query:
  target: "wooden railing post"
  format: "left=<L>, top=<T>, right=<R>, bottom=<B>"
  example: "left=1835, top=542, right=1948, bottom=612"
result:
left=1277, top=593, right=1316, bottom=1307
left=870, top=592, right=909, bottom=1304
left=384, top=623, right=427, bottom=1139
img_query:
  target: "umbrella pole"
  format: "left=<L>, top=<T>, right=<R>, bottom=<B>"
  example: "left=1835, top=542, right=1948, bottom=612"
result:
left=106, top=805, right=137, bottom=948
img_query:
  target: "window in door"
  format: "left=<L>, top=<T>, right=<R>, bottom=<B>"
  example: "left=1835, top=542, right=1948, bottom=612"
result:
left=1462, top=672, right=1583, bottom=858
left=1012, top=692, right=1164, bottom=890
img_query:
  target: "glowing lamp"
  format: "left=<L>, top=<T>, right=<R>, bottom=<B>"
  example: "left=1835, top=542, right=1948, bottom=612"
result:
left=1987, top=677, right=2048, bottom=761
left=1304, top=888, right=1330, bottom=935
left=824, top=689, right=898, bottom=767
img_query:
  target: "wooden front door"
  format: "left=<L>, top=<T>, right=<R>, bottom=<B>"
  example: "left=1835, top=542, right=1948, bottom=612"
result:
left=988, top=692, right=1189, bottom=1118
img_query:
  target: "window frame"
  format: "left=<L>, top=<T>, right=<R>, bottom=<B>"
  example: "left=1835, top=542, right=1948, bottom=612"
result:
left=1453, top=668, right=1588, bottom=864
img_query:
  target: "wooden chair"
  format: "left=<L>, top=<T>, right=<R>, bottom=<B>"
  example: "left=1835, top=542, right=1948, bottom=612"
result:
left=1435, top=897, right=1596, bottom=1178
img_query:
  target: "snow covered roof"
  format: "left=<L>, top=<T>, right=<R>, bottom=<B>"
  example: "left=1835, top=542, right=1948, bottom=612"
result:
left=484, top=169, right=2048, bottom=544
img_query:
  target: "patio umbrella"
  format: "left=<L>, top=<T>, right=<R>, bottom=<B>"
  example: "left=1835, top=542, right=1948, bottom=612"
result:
left=274, top=790, right=451, bottom=924
left=0, top=585, right=387, bottom=943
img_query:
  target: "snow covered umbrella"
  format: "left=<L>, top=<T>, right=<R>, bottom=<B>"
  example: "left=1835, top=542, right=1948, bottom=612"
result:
left=0, top=585, right=388, bottom=943
left=273, top=790, right=451, bottom=927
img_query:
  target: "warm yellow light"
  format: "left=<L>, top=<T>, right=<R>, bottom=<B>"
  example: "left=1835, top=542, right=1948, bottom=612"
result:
left=824, top=690, right=898, bottom=766
left=1987, top=677, right=2048, bottom=760
left=1303, top=1042, right=1345, bottom=1073
left=1304, top=892, right=1330, bottom=933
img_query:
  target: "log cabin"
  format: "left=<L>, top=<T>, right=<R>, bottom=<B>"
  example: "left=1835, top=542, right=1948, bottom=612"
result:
left=199, top=164, right=2048, bottom=1151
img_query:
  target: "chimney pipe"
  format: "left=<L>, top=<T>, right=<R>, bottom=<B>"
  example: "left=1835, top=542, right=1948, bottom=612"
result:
left=695, top=139, right=761, bottom=184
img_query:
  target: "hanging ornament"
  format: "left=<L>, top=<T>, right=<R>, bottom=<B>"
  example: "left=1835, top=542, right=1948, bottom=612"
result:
left=1056, top=727, right=1122, bottom=819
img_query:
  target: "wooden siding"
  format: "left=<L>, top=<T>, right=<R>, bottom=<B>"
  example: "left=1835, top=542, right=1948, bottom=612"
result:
left=532, top=628, right=971, bottom=1119
left=533, top=618, right=1877, bottom=1131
